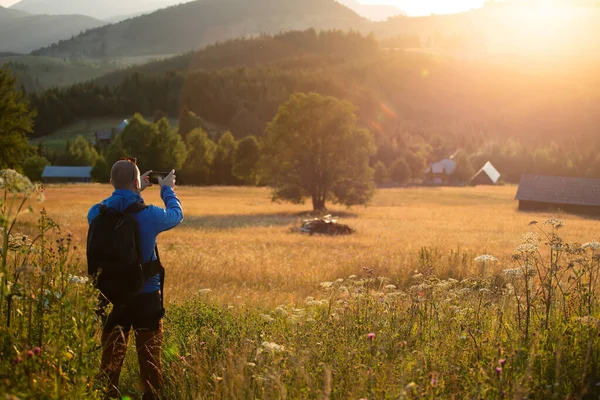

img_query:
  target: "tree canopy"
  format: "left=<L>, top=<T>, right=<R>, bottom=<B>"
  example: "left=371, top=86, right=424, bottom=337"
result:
left=262, top=92, right=375, bottom=212
left=0, top=68, right=35, bottom=170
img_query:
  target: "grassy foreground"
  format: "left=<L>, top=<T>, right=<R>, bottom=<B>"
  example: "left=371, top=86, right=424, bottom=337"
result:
left=2, top=179, right=600, bottom=398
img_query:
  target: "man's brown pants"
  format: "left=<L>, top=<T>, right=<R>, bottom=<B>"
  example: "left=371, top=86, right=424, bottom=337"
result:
left=97, top=291, right=164, bottom=399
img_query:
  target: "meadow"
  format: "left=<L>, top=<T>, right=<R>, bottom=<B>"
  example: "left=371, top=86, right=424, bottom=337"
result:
left=3, top=180, right=600, bottom=399
left=33, top=184, right=599, bottom=306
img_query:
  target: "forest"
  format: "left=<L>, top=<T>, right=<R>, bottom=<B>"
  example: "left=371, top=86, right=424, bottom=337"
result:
left=26, top=30, right=600, bottom=184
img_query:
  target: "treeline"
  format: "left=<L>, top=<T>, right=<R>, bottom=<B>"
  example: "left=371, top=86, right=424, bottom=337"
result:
left=35, top=114, right=260, bottom=186
left=27, top=30, right=600, bottom=183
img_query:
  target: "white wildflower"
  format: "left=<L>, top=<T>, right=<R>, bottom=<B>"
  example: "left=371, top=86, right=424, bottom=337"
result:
left=515, top=243, right=538, bottom=253
left=260, top=314, right=274, bottom=323
left=583, top=241, right=600, bottom=251
left=544, top=218, right=563, bottom=227
left=69, top=274, right=89, bottom=284
left=304, top=296, right=314, bottom=303
left=339, top=286, right=349, bottom=293
left=246, top=362, right=256, bottom=368
left=412, top=273, right=423, bottom=279
left=335, top=278, right=344, bottom=284
left=479, top=288, right=492, bottom=294
left=261, top=341, right=284, bottom=353
left=275, top=306, right=288, bottom=317
left=448, top=278, right=458, bottom=284
left=348, top=275, right=357, bottom=279
left=320, top=281, right=334, bottom=289
left=385, top=284, right=397, bottom=290
left=474, top=255, right=498, bottom=263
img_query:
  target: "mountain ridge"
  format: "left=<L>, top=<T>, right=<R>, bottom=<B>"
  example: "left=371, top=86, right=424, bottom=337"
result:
left=32, top=0, right=367, bottom=58
left=337, top=0, right=405, bottom=21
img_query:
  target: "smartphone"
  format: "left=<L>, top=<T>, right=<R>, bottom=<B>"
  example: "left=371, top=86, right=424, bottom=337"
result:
left=149, top=171, right=170, bottom=185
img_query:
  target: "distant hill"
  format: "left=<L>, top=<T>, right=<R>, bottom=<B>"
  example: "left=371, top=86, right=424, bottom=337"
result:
left=9, top=0, right=183, bottom=20
left=0, top=11, right=104, bottom=53
left=0, top=5, right=30, bottom=20
left=337, top=0, right=404, bottom=21
left=32, top=0, right=367, bottom=58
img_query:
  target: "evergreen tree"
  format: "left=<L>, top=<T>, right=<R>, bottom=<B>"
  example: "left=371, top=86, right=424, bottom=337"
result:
left=152, top=118, right=188, bottom=172
left=373, top=161, right=388, bottom=185
left=390, top=158, right=411, bottom=184
left=0, top=68, right=35, bottom=170
left=232, top=135, right=261, bottom=185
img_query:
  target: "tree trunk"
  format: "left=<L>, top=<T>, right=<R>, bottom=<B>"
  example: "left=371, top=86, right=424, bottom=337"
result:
left=312, top=196, right=326, bottom=213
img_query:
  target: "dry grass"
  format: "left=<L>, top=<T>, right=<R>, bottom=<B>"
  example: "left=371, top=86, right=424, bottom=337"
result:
left=24, top=184, right=600, bottom=308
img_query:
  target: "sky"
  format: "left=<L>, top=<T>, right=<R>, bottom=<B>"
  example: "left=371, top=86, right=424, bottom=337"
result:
left=0, top=0, right=487, bottom=16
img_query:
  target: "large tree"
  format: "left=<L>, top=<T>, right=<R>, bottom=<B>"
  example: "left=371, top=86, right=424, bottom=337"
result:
left=0, top=68, right=35, bottom=170
left=262, top=92, right=375, bottom=212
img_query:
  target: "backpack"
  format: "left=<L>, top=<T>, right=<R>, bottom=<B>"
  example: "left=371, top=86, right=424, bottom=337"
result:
left=87, top=202, right=162, bottom=305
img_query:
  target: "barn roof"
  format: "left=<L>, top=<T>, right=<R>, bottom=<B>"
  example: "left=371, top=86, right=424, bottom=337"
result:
left=425, top=159, right=456, bottom=175
left=515, top=175, right=600, bottom=207
left=95, top=129, right=112, bottom=140
left=472, top=161, right=501, bottom=183
left=42, top=166, right=92, bottom=179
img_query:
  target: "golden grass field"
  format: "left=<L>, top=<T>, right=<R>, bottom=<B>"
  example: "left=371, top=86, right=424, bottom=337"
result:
left=25, top=184, right=600, bottom=308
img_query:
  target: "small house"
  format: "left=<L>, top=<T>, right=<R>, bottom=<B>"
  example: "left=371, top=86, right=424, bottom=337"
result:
left=515, top=174, right=600, bottom=215
left=471, top=161, right=501, bottom=186
left=425, top=158, right=456, bottom=185
left=42, top=166, right=93, bottom=183
left=94, top=129, right=114, bottom=147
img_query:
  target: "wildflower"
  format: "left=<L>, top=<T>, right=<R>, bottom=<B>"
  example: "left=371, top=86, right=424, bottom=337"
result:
left=335, top=278, right=344, bottom=284
left=27, top=350, right=34, bottom=358
left=0, top=170, right=35, bottom=193
left=543, top=218, right=563, bottom=227
left=33, top=347, right=41, bottom=356
left=198, top=288, right=211, bottom=294
left=474, top=255, right=498, bottom=263
left=479, top=288, right=492, bottom=294
left=261, top=341, right=284, bottom=353
left=12, top=356, right=23, bottom=365
left=499, top=358, right=506, bottom=366
left=69, top=274, right=89, bottom=284
left=495, top=367, right=502, bottom=376
left=273, top=306, right=287, bottom=317
left=412, top=273, right=423, bottom=279
left=180, top=356, right=186, bottom=362
left=583, top=241, right=600, bottom=250
left=367, top=332, right=375, bottom=340
left=348, top=275, right=357, bottom=279
left=320, top=281, right=333, bottom=289
left=515, top=243, right=538, bottom=253
left=385, top=284, right=397, bottom=290
left=247, top=362, right=256, bottom=367
left=339, top=286, right=349, bottom=293
left=431, top=376, right=438, bottom=387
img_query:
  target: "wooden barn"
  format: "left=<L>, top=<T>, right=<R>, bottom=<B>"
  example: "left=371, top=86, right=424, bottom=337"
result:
left=515, top=175, right=600, bottom=216
left=42, top=166, right=93, bottom=183
left=471, top=161, right=501, bottom=186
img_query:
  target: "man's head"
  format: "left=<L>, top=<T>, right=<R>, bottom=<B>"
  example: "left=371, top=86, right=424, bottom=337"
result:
left=111, top=159, right=141, bottom=192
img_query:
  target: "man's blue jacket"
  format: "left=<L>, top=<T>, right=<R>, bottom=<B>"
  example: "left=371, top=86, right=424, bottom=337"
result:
left=87, top=186, right=183, bottom=293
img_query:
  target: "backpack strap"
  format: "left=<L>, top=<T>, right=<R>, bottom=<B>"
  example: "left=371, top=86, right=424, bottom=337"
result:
left=124, top=202, right=165, bottom=310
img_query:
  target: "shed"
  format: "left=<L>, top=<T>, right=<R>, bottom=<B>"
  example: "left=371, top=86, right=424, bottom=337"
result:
left=42, top=166, right=93, bottom=183
left=424, top=159, right=456, bottom=185
left=515, top=174, right=600, bottom=215
left=471, top=161, right=501, bottom=186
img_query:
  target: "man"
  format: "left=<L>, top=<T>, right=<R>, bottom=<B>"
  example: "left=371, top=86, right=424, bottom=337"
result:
left=87, top=159, right=183, bottom=399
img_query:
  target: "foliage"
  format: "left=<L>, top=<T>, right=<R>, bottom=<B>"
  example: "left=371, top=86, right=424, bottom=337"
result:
left=212, top=132, right=240, bottom=186
left=22, top=155, right=50, bottom=182
left=263, top=92, right=375, bottom=211
left=453, top=152, right=475, bottom=184
left=373, top=161, right=388, bottom=185
left=56, top=135, right=99, bottom=167
left=0, top=68, right=35, bottom=170
left=90, top=157, right=110, bottom=183
left=232, top=135, right=261, bottom=185
left=179, top=129, right=216, bottom=186
left=390, top=158, right=411, bottom=184
left=0, top=170, right=101, bottom=399
left=106, top=114, right=187, bottom=173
